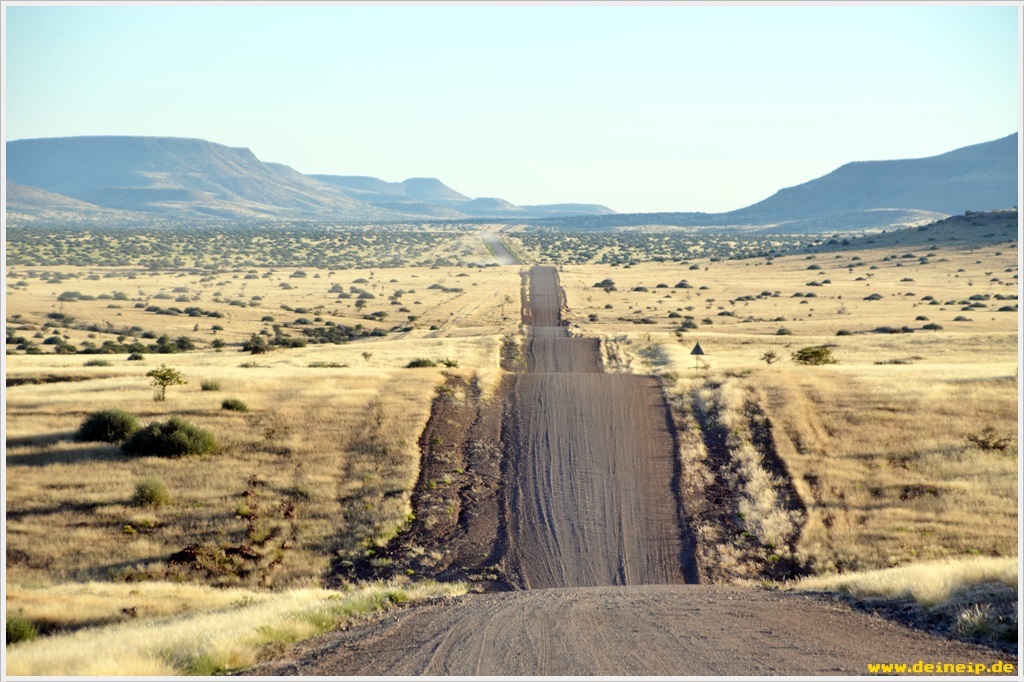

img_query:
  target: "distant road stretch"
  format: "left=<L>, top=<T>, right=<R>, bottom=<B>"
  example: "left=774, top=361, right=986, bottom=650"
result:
left=481, top=232, right=523, bottom=265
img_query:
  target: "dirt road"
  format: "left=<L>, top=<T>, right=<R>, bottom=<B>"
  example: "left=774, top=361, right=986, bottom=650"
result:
left=248, top=266, right=1013, bottom=676
left=250, top=585, right=1010, bottom=676
left=480, top=231, right=522, bottom=265
left=504, top=265, right=693, bottom=587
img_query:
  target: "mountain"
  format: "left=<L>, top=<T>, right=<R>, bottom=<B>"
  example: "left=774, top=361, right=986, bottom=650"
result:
left=724, top=133, right=1018, bottom=227
left=5, top=136, right=426, bottom=222
left=543, top=133, right=1018, bottom=232
left=5, top=136, right=614, bottom=223
left=310, top=174, right=614, bottom=218
left=6, top=133, right=1014, bottom=230
left=5, top=181, right=152, bottom=223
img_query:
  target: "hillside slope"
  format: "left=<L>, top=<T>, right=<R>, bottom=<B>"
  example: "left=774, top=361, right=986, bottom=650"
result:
left=5, top=136, right=411, bottom=221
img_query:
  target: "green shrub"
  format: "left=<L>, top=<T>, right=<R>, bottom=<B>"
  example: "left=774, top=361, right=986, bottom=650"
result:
left=132, top=475, right=172, bottom=507
left=84, top=358, right=112, bottom=367
left=6, top=615, right=39, bottom=645
left=200, top=379, right=221, bottom=391
left=792, top=345, right=839, bottom=366
left=406, top=358, right=437, bottom=368
left=776, top=328, right=793, bottom=336
left=77, top=409, right=140, bottom=443
left=221, top=398, right=249, bottom=412
left=122, top=417, right=217, bottom=458
left=127, top=352, right=145, bottom=361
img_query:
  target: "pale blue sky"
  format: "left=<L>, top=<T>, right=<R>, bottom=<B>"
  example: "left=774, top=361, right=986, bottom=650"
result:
left=3, top=3, right=1020, bottom=213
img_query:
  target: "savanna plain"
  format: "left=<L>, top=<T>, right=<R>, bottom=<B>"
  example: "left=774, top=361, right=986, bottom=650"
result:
left=3, top=215, right=1019, bottom=675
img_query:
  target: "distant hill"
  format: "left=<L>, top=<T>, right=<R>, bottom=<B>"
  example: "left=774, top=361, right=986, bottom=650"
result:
left=310, top=174, right=614, bottom=218
left=5, top=133, right=1015, bottom=230
left=5, top=181, right=150, bottom=223
left=6, top=136, right=411, bottom=222
left=724, top=133, right=1018, bottom=227
left=543, top=134, right=1018, bottom=233
left=5, top=136, right=615, bottom=223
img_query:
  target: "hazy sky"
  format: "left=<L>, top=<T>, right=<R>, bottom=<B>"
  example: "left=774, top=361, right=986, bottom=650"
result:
left=3, top=3, right=1020, bottom=213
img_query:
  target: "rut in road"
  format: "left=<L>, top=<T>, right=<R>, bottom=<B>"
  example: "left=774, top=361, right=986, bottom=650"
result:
left=502, top=266, right=698, bottom=588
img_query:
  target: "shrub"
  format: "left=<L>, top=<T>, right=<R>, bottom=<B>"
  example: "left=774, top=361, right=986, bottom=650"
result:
left=200, top=379, right=221, bottom=391
left=77, top=409, right=140, bottom=443
left=835, top=329, right=853, bottom=336
left=132, top=475, right=172, bottom=507
left=922, top=323, right=944, bottom=331
left=406, top=358, right=437, bottom=368
left=127, top=352, right=145, bottom=361
left=84, top=358, right=112, bottom=367
left=6, top=615, right=38, bottom=645
left=122, top=417, right=217, bottom=458
left=776, top=328, right=793, bottom=336
left=792, top=345, right=838, bottom=366
left=222, top=397, right=249, bottom=412
left=967, top=427, right=1013, bottom=452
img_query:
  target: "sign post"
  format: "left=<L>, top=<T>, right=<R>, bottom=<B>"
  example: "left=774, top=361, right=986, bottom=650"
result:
left=690, top=342, right=705, bottom=373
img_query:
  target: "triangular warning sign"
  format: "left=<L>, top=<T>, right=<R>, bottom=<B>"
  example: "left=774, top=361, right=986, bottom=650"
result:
left=690, top=342, right=705, bottom=356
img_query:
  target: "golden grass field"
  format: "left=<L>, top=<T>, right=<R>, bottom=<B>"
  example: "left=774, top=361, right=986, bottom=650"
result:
left=5, top=225, right=1019, bottom=668
left=539, top=236, right=1017, bottom=585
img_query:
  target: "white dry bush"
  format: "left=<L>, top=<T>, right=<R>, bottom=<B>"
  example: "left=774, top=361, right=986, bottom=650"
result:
left=793, top=556, right=1018, bottom=609
left=5, top=580, right=467, bottom=676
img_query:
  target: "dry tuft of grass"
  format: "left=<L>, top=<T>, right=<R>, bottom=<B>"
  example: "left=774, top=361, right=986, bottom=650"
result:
left=793, top=556, right=1017, bottom=608
left=4, top=579, right=467, bottom=676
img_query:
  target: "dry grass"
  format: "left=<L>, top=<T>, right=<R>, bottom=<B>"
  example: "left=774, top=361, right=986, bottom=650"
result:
left=5, top=256, right=516, bottom=591
left=5, top=261, right=522, bottom=354
left=554, top=244, right=1017, bottom=579
left=5, top=242, right=509, bottom=676
left=793, top=556, right=1017, bottom=609
left=4, top=579, right=467, bottom=676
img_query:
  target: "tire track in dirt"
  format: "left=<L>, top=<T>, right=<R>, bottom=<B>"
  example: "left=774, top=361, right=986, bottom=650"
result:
left=249, top=585, right=1011, bottom=677
left=502, top=265, right=697, bottom=587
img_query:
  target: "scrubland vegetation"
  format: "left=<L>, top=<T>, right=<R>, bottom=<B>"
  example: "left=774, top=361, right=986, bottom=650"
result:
left=5, top=218, right=1018, bottom=666
left=552, top=227, right=1017, bottom=647
left=5, top=226, right=518, bottom=672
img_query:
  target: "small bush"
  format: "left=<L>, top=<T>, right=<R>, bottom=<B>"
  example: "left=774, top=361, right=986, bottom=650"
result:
left=77, top=409, right=140, bottom=443
left=406, top=358, right=437, bottom=368
left=127, top=352, right=145, bottom=361
left=792, top=345, right=839, bottom=366
left=966, top=427, right=1013, bottom=452
left=132, top=475, right=172, bottom=507
left=835, top=329, right=853, bottom=336
left=6, top=615, right=39, bottom=645
left=84, top=359, right=112, bottom=367
left=200, top=379, right=221, bottom=391
left=922, top=323, right=944, bottom=331
left=776, top=328, right=793, bottom=336
left=222, top=397, right=249, bottom=412
left=122, top=417, right=217, bottom=458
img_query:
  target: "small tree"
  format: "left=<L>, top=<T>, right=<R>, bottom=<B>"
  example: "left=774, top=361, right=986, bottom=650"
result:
left=147, top=364, right=186, bottom=401
left=760, top=350, right=779, bottom=366
left=791, top=346, right=839, bottom=366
